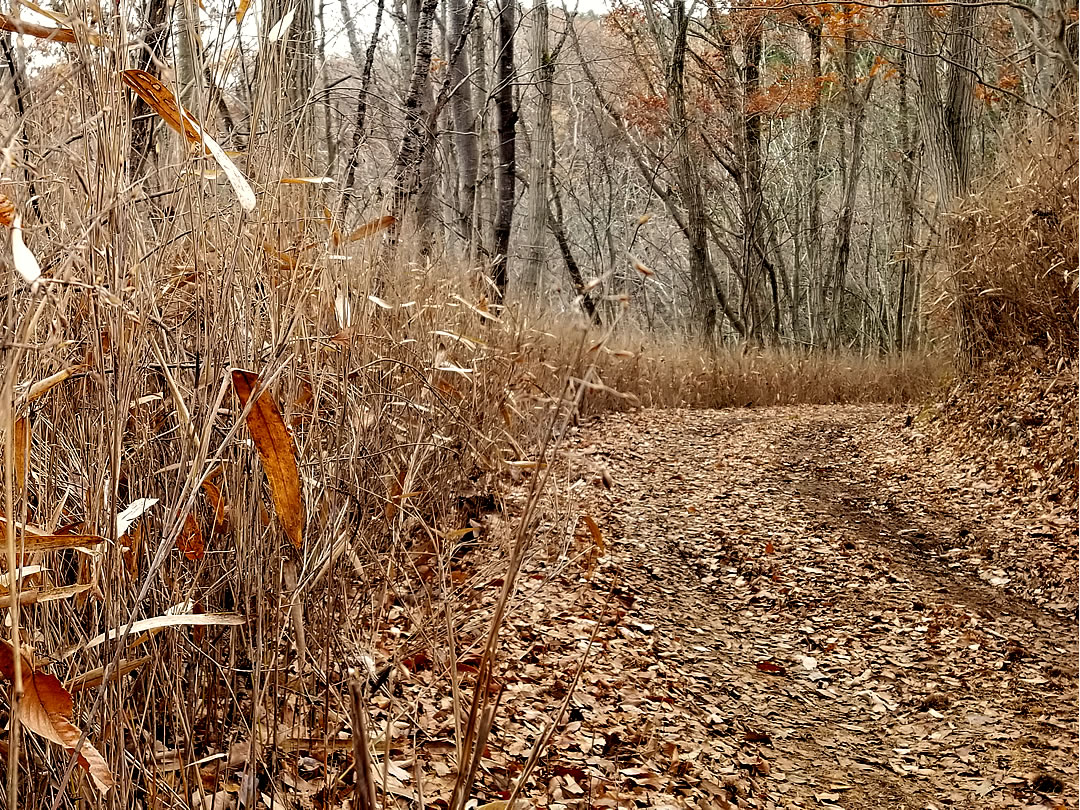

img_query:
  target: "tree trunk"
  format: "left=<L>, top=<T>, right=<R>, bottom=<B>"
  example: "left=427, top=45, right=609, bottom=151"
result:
left=895, top=52, right=917, bottom=352
left=908, top=2, right=978, bottom=364
left=741, top=21, right=772, bottom=342
left=129, top=0, right=170, bottom=177
left=796, top=14, right=822, bottom=345
left=448, top=0, right=479, bottom=245
left=669, top=0, right=715, bottom=340
left=549, top=179, right=601, bottom=325
left=390, top=0, right=439, bottom=223
left=340, top=0, right=385, bottom=219
left=521, top=0, right=553, bottom=299
left=473, top=6, right=492, bottom=259
left=491, top=0, right=516, bottom=302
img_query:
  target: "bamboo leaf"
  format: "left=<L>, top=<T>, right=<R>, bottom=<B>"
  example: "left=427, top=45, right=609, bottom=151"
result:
left=231, top=369, right=305, bottom=547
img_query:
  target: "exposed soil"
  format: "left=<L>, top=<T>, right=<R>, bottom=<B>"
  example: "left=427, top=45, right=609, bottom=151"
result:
left=519, top=405, right=1078, bottom=809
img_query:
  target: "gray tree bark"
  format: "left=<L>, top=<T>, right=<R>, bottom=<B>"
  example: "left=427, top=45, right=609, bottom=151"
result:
left=521, top=0, right=553, bottom=299
left=448, top=0, right=479, bottom=245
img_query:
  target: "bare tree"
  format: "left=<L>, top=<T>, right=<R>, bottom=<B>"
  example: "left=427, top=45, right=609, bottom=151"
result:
left=521, top=0, right=553, bottom=298
left=491, top=0, right=517, bottom=301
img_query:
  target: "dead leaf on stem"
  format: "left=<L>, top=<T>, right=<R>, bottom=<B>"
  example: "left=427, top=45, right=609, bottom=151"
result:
left=231, top=369, right=305, bottom=547
left=0, top=641, right=115, bottom=794
left=177, top=510, right=205, bottom=560
left=346, top=215, right=395, bottom=243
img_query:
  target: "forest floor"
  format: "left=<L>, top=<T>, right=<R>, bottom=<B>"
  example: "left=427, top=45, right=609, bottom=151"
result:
left=471, top=405, right=1078, bottom=810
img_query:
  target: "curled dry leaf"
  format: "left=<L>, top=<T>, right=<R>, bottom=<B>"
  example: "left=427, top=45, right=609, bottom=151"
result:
left=346, top=215, right=396, bottom=243
left=0, top=583, right=92, bottom=609
left=631, top=256, right=655, bottom=277
left=231, top=369, right=305, bottom=547
left=582, top=514, right=605, bottom=552
left=0, top=641, right=115, bottom=794
left=0, top=192, right=14, bottom=227
left=116, top=497, right=158, bottom=539
left=266, top=5, right=297, bottom=41
left=66, top=655, right=152, bottom=694
left=24, top=365, right=82, bottom=403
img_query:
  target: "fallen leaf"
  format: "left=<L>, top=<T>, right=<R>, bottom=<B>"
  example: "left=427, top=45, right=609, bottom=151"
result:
left=756, top=661, right=787, bottom=676
left=13, top=415, right=29, bottom=492
left=231, top=369, right=305, bottom=547
left=582, top=514, right=605, bottom=552
left=201, top=479, right=229, bottom=534
left=0, top=641, right=114, bottom=794
left=0, top=192, right=14, bottom=227
left=279, top=176, right=335, bottom=185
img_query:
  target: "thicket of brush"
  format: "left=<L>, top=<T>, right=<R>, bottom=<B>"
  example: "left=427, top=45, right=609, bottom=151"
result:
left=947, top=120, right=1078, bottom=367
left=927, top=118, right=1078, bottom=507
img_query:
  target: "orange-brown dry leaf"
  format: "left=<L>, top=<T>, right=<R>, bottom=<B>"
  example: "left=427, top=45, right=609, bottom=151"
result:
left=0, top=192, right=15, bottom=227
left=346, top=215, right=396, bottom=243
left=582, top=514, right=605, bottom=552
left=13, top=415, right=29, bottom=493
left=177, top=510, right=204, bottom=560
left=201, top=480, right=229, bottom=535
left=120, top=70, right=204, bottom=146
left=231, top=370, right=305, bottom=547
left=0, top=12, right=77, bottom=41
left=0, top=641, right=115, bottom=794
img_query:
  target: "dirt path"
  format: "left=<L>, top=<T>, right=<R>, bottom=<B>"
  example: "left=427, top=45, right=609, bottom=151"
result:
left=540, top=405, right=1077, bottom=810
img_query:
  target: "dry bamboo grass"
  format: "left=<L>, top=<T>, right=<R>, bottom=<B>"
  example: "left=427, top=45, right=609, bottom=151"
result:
left=940, top=120, right=1078, bottom=367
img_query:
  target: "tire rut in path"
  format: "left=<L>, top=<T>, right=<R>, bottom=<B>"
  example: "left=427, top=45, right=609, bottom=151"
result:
left=569, top=405, right=1078, bottom=810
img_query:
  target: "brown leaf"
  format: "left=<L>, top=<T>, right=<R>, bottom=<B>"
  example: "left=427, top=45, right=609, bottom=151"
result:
left=0, top=641, right=115, bottom=794
left=0, top=12, right=78, bottom=42
left=582, top=514, right=605, bottom=552
left=13, top=415, right=29, bottom=492
left=25, top=365, right=82, bottom=403
left=0, top=192, right=14, bottom=227
left=201, top=480, right=229, bottom=535
left=345, top=215, right=396, bottom=243
left=0, top=519, right=104, bottom=551
left=120, top=69, right=203, bottom=145
left=177, top=510, right=205, bottom=561
left=755, top=661, right=787, bottom=676
left=231, top=369, right=305, bottom=547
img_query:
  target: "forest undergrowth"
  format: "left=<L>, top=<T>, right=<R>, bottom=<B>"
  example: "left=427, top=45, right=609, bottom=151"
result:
left=0, top=198, right=941, bottom=808
left=0, top=70, right=1074, bottom=810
